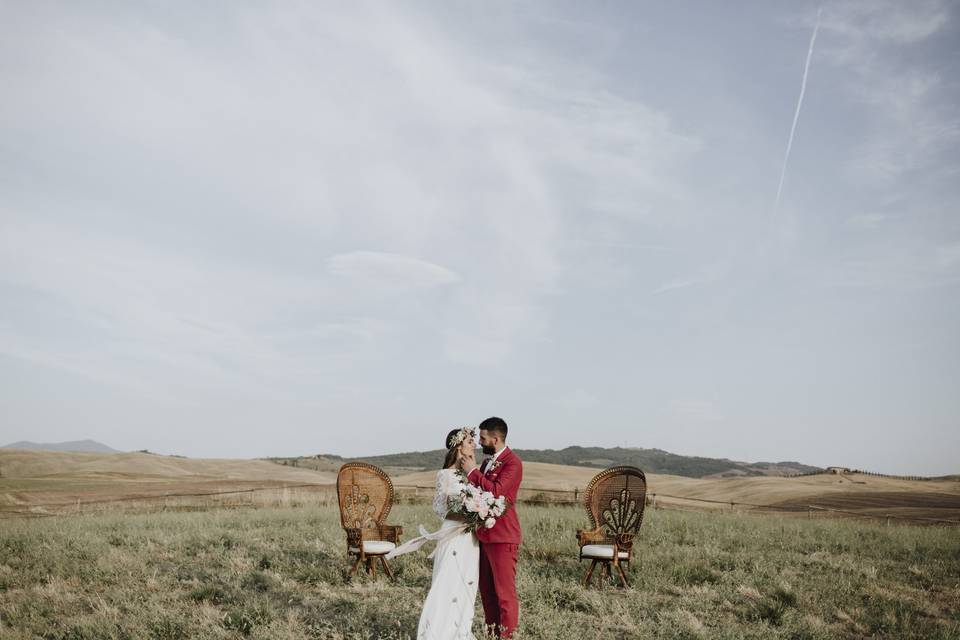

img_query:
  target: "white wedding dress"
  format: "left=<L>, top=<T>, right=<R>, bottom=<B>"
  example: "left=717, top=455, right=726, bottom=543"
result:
left=417, top=468, right=480, bottom=640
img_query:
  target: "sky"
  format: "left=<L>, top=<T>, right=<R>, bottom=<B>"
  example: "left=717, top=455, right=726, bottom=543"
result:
left=1, top=1, right=958, bottom=475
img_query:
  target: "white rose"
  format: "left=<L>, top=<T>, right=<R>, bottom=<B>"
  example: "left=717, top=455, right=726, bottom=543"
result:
left=484, top=518, right=496, bottom=529
left=465, top=496, right=480, bottom=513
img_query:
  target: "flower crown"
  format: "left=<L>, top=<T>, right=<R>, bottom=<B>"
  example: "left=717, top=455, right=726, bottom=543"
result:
left=447, top=426, right=475, bottom=450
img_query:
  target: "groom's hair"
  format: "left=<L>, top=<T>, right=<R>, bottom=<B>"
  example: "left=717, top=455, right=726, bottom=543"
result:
left=478, top=416, right=508, bottom=440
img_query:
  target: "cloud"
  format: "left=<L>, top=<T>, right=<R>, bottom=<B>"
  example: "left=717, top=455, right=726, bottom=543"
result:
left=820, top=248, right=960, bottom=290
left=653, top=263, right=726, bottom=295
left=441, top=296, right=547, bottom=366
left=4, top=3, right=954, bottom=473
left=817, top=0, right=958, bottom=186
left=441, top=330, right=512, bottom=368
left=845, top=213, right=895, bottom=231
left=558, top=388, right=599, bottom=410
left=0, top=216, right=361, bottom=399
left=935, top=242, right=960, bottom=270
left=821, top=0, right=949, bottom=44
left=0, top=2, right=702, bottom=376
left=668, top=399, right=724, bottom=423
left=533, top=90, right=702, bottom=218
left=328, top=251, right=460, bottom=292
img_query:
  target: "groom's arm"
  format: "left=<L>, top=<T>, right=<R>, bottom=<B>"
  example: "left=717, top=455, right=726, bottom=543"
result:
left=467, top=458, right=522, bottom=498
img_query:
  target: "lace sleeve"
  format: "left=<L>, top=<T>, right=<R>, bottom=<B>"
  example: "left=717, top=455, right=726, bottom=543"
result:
left=432, top=471, right=448, bottom=518
left=432, top=470, right=465, bottom=518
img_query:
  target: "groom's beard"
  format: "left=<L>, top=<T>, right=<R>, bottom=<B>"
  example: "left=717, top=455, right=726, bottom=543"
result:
left=481, top=445, right=496, bottom=455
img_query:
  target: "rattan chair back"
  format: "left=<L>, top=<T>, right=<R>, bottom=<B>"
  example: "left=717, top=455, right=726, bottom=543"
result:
left=583, top=465, right=647, bottom=537
left=336, top=462, right=394, bottom=531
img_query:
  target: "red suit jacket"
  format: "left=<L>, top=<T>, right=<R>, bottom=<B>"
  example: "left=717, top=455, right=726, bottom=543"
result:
left=467, top=447, right=523, bottom=544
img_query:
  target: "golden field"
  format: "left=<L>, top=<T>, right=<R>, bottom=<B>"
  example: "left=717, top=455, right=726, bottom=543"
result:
left=2, top=450, right=959, bottom=523
left=1, top=449, right=958, bottom=638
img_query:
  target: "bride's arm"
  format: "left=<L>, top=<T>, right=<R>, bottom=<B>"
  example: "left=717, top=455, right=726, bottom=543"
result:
left=433, top=470, right=469, bottom=521
left=432, top=471, right=449, bottom=518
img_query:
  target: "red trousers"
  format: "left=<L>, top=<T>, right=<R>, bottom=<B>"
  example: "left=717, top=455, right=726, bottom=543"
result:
left=478, top=543, right=519, bottom=638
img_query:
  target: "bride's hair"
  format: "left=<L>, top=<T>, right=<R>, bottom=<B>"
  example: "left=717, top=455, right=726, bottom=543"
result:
left=443, top=428, right=463, bottom=469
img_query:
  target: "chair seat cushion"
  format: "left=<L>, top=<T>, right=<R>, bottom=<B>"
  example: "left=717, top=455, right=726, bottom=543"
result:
left=581, top=544, right=629, bottom=560
left=350, top=540, right=397, bottom=555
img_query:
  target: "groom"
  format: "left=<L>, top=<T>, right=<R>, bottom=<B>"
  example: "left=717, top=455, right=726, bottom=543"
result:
left=459, top=416, right=523, bottom=639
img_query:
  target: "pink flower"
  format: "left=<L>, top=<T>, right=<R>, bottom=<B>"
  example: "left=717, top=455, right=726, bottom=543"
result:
left=466, top=495, right=484, bottom=513
left=484, top=518, right=496, bottom=529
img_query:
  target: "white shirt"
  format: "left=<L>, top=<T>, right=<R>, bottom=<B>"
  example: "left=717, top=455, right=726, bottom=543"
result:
left=480, top=446, right=507, bottom=474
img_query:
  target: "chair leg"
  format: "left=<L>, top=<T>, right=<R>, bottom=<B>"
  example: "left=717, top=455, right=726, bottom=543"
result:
left=348, top=556, right=362, bottom=578
left=380, top=556, right=394, bottom=579
left=369, top=557, right=376, bottom=578
left=583, top=560, right=597, bottom=587
left=616, top=561, right=629, bottom=588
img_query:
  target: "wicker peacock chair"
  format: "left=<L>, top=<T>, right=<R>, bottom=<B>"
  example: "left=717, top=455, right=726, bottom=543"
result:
left=576, top=466, right=647, bottom=587
left=336, top=462, right=403, bottom=579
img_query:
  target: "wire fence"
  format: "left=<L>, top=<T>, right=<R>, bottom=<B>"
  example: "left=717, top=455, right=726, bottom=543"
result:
left=791, top=468, right=953, bottom=481
left=0, top=483, right=338, bottom=520
left=2, top=480, right=958, bottom=526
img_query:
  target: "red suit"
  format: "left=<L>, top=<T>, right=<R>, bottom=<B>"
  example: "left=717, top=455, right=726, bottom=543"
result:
left=467, top=447, right=522, bottom=638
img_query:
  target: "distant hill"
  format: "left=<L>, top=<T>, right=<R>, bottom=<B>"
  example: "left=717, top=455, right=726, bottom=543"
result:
left=1, top=439, right=120, bottom=454
left=275, top=445, right=823, bottom=479
left=0, top=448, right=335, bottom=483
left=513, top=446, right=822, bottom=478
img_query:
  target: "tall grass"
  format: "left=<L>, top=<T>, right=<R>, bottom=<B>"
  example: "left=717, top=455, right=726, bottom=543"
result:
left=1, top=504, right=957, bottom=639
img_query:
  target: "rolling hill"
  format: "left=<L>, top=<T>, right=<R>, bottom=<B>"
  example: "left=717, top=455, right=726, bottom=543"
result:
left=0, top=449, right=334, bottom=482
left=1, top=439, right=120, bottom=453
left=391, top=463, right=960, bottom=520
left=0, top=449, right=335, bottom=512
left=278, top=445, right=823, bottom=479
left=2, top=449, right=957, bottom=523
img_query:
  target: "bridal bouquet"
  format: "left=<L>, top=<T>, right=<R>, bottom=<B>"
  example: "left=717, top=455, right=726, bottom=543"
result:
left=386, top=471, right=512, bottom=560
left=449, top=471, right=509, bottom=531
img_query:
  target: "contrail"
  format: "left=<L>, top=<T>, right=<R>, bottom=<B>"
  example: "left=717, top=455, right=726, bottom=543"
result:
left=774, top=7, right=822, bottom=216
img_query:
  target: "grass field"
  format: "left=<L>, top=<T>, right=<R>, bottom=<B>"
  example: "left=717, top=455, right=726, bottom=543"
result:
left=2, top=502, right=958, bottom=639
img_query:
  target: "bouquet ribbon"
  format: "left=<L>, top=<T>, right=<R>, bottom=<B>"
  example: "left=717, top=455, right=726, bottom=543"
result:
left=385, top=521, right=469, bottom=560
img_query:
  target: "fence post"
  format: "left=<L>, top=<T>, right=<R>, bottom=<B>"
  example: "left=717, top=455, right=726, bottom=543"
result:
left=574, top=488, right=578, bottom=502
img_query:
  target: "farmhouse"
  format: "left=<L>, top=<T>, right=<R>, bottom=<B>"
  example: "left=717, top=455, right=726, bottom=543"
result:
left=826, top=466, right=851, bottom=474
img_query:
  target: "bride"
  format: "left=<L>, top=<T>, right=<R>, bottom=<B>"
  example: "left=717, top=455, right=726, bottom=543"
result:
left=389, top=427, right=480, bottom=639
